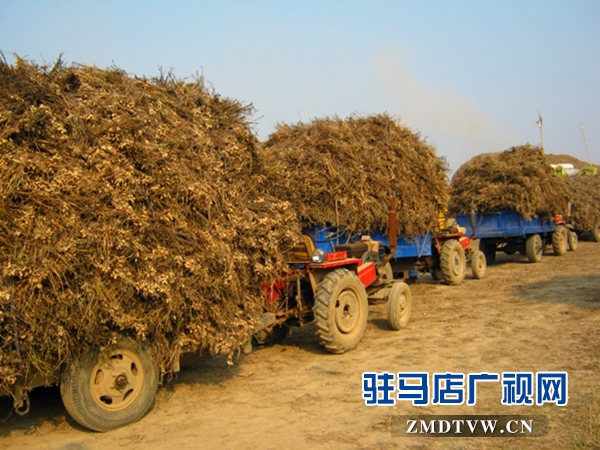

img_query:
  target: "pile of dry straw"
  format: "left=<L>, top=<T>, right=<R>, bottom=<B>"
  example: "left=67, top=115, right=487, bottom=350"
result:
left=449, top=144, right=571, bottom=219
left=0, top=57, right=300, bottom=394
left=0, top=57, right=451, bottom=396
left=546, top=154, right=600, bottom=231
left=261, top=114, right=449, bottom=237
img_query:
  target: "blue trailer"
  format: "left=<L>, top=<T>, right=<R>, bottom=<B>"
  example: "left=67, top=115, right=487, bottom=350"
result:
left=309, top=223, right=484, bottom=286
left=455, top=210, right=566, bottom=263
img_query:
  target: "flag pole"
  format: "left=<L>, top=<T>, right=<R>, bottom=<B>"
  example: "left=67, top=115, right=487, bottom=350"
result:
left=537, top=112, right=544, bottom=152
left=580, top=124, right=592, bottom=165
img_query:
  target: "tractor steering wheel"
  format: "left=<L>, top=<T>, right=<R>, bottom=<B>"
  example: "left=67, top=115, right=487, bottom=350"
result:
left=313, top=225, right=347, bottom=244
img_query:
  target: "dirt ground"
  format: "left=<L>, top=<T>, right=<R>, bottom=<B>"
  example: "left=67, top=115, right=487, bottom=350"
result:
left=1, top=240, right=599, bottom=449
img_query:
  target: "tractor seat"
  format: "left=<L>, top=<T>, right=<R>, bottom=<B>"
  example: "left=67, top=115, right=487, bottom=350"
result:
left=441, top=225, right=467, bottom=235
left=287, top=235, right=317, bottom=261
left=334, top=241, right=369, bottom=259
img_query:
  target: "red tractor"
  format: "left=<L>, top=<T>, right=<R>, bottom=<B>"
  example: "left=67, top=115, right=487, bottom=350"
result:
left=427, top=222, right=486, bottom=284
left=254, top=203, right=411, bottom=353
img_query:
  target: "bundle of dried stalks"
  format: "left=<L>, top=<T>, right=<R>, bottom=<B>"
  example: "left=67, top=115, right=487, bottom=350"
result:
left=260, top=114, right=449, bottom=237
left=545, top=154, right=600, bottom=231
left=0, top=56, right=300, bottom=395
left=565, top=175, right=600, bottom=231
left=449, top=144, right=570, bottom=219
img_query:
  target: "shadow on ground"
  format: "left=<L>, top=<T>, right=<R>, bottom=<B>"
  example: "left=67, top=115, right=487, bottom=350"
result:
left=516, top=274, right=600, bottom=308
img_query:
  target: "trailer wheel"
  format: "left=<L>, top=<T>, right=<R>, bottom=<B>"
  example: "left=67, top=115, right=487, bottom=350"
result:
left=592, top=222, right=600, bottom=243
left=525, top=234, right=543, bottom=262
left=480, top=240, right=496, bottom=264
left=313, top=268, right=368, bottom=354
left=253, top=325, right=288, bottom=347
left=440, top=239, right=466, bottom=285
left=552, top=226, right=567, bottom=256
left=60, top=337, right=159, bottom=432
left=471, top=250, right=486, bottom=279
left=430, top=267, right=443, bottom=281
left=387, top=282, right=412, bottom=330
left=568, top=231, right=578, bottom=251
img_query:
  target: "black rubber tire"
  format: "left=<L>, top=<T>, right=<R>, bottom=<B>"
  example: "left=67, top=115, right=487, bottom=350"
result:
left=480, top=240, right=496, bottom=264
left=525, top=234, right=543, bottom=263
left=440, top=239, right=466, bottom=285
left=313, top=268, right=368, bottom=354
left=253, top=325, right=288, bottom=346
left=387, top=282, right=412, bottom=330
left=552, top=226, right=567, bottom=256
left=377, top=262, right=394, bottom=285
left=430, top=267, right=443, bottom=281
left=568, top=230, right=578, bottom=251
left=592, top=222, right=600, bottom=243
left=361, top=250, right=380, bottom=265
left=60, top=337, right=159, bottom=432
left=471, top=250, right=486, bottom=279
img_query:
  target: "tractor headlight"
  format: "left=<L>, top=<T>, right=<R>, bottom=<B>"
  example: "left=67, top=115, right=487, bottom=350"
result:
left=311, top=249, right=326, bottom=263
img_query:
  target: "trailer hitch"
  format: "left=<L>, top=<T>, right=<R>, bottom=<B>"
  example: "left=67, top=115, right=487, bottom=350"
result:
left=12, top=384, right=30, bottom=416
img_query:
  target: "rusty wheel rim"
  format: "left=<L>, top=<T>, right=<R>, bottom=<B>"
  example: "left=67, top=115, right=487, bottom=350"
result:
left=89, top=348, right=145, bottom=412
left=335, top=289, right=360, bottom=334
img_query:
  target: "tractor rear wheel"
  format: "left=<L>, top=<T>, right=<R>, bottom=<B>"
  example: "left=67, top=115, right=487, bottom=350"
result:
left=440, top=239, right=466, bottom=285
left=525, top=234, right=543, bottom=262
left=471, top=250, right=486, bottom=279
left=60, top=337, right=159, bottom=432
left=313, top=269, right=368, bottom=354
left=552, top=226, right=567, bottom=256
left=387, top=282, right=412, bottom=330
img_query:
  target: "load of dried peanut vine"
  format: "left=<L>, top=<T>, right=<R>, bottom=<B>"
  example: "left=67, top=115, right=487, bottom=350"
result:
left=0, top=56, right=300, bottom=395
left=261, top=114, right=450, bottom=237
left=449, top=144, right=570, bottom=219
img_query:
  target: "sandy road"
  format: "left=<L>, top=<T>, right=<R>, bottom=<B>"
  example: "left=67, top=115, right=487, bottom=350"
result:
left=1, top=240, right=599, bottom=449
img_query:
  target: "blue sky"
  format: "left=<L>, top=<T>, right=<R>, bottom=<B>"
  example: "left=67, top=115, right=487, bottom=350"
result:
left=2, top=0, right=599, bottom=172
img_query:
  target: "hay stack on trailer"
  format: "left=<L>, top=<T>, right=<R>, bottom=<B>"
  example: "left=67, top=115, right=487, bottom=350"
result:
left=564, top=175, right=600, bottom=236
left=0, top=57, right=301, bottom=407
left=546, top=154, right=600, bottom=239
left=260, top=114, right=450, bottom=237
left=449, top=145, right=572, bottom=264
left=449, top=144, right=570, bottom=219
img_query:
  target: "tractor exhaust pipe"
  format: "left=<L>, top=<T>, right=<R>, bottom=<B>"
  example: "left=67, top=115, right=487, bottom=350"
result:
left=382, top=198, right=397, bottom=267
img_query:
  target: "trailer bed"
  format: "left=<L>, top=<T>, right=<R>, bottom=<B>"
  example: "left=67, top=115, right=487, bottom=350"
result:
left=455, top=211, right=556, bottom=238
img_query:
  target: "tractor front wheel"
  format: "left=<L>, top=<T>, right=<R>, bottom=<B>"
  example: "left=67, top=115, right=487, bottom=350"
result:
left=568, top=230, right=578, bottom=251
left=313, top=269, right=368, bottom=354
left=471, top=250, right=487, bottom=279
left=387, top=282, right=412, bottom=330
